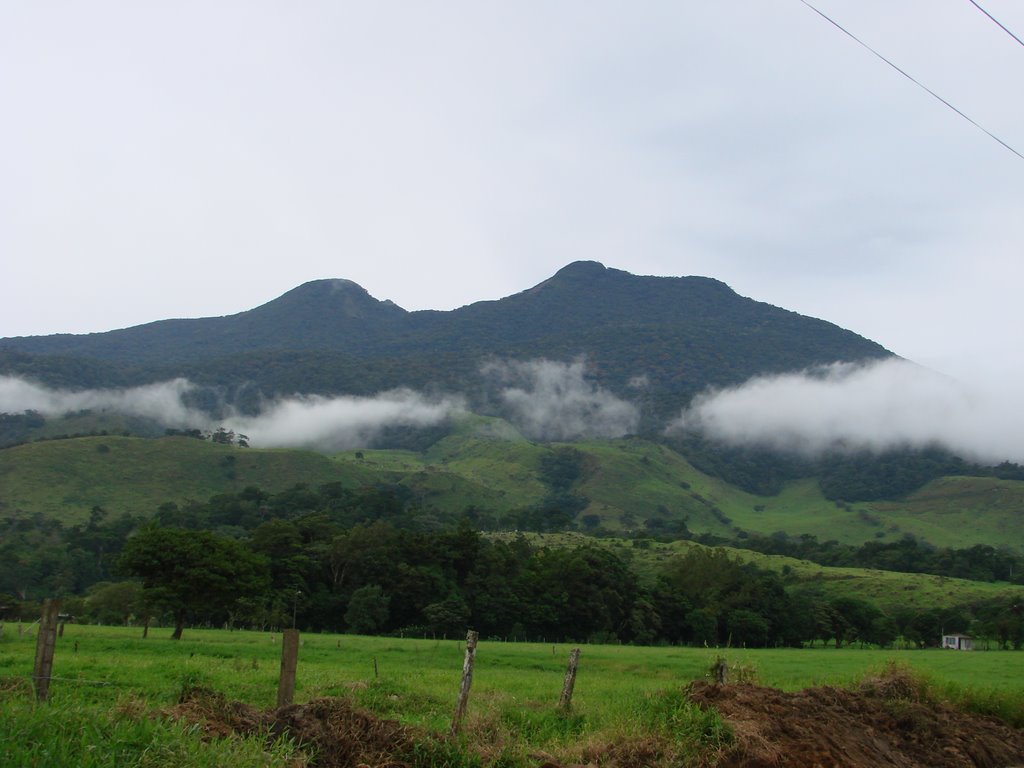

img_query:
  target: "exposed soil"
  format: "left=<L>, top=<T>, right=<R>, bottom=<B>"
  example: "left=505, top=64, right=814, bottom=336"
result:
left=165, top=672, right=1024, bottom=768
left=168, top=686, right=414, bottom=767
left=688, top=673, right=1024, bottom=768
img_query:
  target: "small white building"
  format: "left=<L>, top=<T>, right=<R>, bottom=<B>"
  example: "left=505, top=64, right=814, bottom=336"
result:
left=942, top=633, right=973, bottom=651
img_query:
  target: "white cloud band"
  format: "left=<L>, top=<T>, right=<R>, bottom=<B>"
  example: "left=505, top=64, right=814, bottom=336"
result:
left=671, top=358, right=1023, bottom=463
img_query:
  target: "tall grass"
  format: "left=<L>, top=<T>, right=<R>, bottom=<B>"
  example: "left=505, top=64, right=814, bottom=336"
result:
left=0, top=696, right=302, bottom=768
left=2, top=626, right=1023, bottom=766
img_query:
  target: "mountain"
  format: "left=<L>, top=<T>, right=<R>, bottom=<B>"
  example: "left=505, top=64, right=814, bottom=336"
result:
left=0, top=262, right=891, bottom=419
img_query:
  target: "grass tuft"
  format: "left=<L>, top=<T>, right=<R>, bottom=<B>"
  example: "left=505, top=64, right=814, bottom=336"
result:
left=859, top=659, right=1024, bottom=728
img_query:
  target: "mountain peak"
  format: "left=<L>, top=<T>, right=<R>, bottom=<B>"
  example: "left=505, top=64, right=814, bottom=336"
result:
left=260, top=278, right=405, bottom=319
left=0, top=263, right=892, bottom=404
left=552, top=260, right=609, bottom=279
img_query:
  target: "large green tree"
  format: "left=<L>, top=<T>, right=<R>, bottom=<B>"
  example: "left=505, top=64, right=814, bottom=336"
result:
left=118, top=527, right=270, bottom=639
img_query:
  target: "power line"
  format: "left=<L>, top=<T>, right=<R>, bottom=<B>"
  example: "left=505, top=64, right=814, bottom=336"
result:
left=798, top=0, right=1024, bottom=162
left=967, top=0, right=1024, bottom=50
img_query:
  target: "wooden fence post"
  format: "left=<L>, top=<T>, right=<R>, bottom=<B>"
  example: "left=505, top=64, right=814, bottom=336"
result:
left=711, top=657, right=728, bottom=685
left=450, top=630, right=479, bottom=736
left=33, top=599, right=61, bottom=702
left=558, top=648, right=581, bottom=710
left=276, top=629, right=300, bottom=707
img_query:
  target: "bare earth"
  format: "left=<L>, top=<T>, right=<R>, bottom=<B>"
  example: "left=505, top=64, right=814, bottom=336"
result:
left=168, top=670, right=1024, bottom=768
left=688, top=676, right=1024, bottom=768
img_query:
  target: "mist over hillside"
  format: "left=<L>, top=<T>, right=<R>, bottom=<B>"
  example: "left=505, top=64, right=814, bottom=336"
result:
left=5, top=262, right=1024, bottom=500
left=0, top=262, right=890, bottom=423
left=5, top=353, right=1024, bottom=466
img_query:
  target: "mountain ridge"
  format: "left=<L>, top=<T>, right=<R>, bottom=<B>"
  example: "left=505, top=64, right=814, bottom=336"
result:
left=0, top=261, right=893, bottom=419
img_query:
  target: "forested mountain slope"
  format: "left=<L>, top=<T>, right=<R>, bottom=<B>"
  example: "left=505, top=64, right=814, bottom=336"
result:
left=0, top=262, right=891, bottom=417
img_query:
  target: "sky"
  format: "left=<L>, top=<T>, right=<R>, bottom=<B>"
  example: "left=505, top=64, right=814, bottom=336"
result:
left=2, top=0, right=1023, bottom=392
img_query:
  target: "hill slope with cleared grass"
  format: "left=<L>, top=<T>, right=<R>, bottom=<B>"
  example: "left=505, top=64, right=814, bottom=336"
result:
left=0, top=436, right=386, bottom=523
left=494, top=532, right=1024, bottom=616
left=3, top=431, right=1023, bottom=552
left=567, top=441, right=1024, bottom=551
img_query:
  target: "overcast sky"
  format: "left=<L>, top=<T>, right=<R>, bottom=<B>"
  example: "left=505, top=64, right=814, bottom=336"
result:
left=2, top=1, right=1022, bottom=388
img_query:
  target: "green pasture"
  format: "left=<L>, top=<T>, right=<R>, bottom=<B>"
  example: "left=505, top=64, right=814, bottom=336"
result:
left=3, top=625, right=1023, bottom=767
left=3, top=624, right=1023, bottom=719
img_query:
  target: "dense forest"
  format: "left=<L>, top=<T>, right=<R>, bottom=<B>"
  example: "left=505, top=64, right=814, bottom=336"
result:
left=2, top=482, right=1022, bottom=650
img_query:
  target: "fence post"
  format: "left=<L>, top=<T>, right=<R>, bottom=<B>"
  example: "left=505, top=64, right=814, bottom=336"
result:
left=558, top=648, right=581, bottom=710
left=33, top=599, right=61, bottom=702
left=711, top=657, right=728, bottom=685
left=276, top=629, right=300, bottom=707
left=450, top=630, right=479, bottom=736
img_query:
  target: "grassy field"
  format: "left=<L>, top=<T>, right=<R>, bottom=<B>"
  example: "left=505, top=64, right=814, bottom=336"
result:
left=2, top=625, right=1023, bottom=767
left=4, top=430, right=1024, bottom=551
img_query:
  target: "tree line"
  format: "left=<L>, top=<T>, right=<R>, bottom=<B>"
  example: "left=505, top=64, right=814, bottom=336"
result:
left=2, top=482, right=1022, bottom=648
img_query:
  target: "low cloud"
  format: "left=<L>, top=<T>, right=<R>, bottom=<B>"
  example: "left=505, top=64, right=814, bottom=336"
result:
left=224, top=389, right=464, bottom=451
left=0, top=376, right=205, bottom=426
left=670, top=358, right=1024, bottom=463
left=1, top=359, right=644, bottom=448
left=0, top=376, right=463, bottom=451
left=483, top=359, right=639, bottom=441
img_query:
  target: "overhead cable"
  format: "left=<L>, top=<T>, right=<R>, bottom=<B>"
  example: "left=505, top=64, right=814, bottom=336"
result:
left=967, top=0, right=1024, bottom=51
left=798, top=0, right=1024, bottom=162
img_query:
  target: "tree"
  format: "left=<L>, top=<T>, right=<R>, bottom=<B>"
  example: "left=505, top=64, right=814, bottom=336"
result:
left=423, top=594, right=471, bottom=637
left=830, top=597, right=881, bottom=648
left=345, top=584, right=390, bottom=634
left=210, top=427, right=236, bottom=445
left=687, top=607, right=718, bottom=646
left=526, top=546, right=637, bottom=642
left=727, top=609, right=769, bottom=647
left=84, top=580, right=145, bottom=625
left=118, top=527, right=270, bottom=639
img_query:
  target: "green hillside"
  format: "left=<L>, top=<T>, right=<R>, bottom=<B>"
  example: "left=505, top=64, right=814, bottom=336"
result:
left=572, top=439, right=752, bottom=535
left=494, top=532, right=1024, bottom=616
left=568, top=442, right=1024, bottom=551
left=2, top=430, right=1023, bottom=552
left=0, top=436, right=384, bottom=524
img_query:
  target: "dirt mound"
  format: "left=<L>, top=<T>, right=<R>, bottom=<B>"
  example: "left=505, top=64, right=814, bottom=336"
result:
left=168, top=687, right=413, bottom=767
left=269, top=698, right=413, bottom=768
left=168, top=685, right=266, bottom=739
left=688, top=677, right=1024, bottom=768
